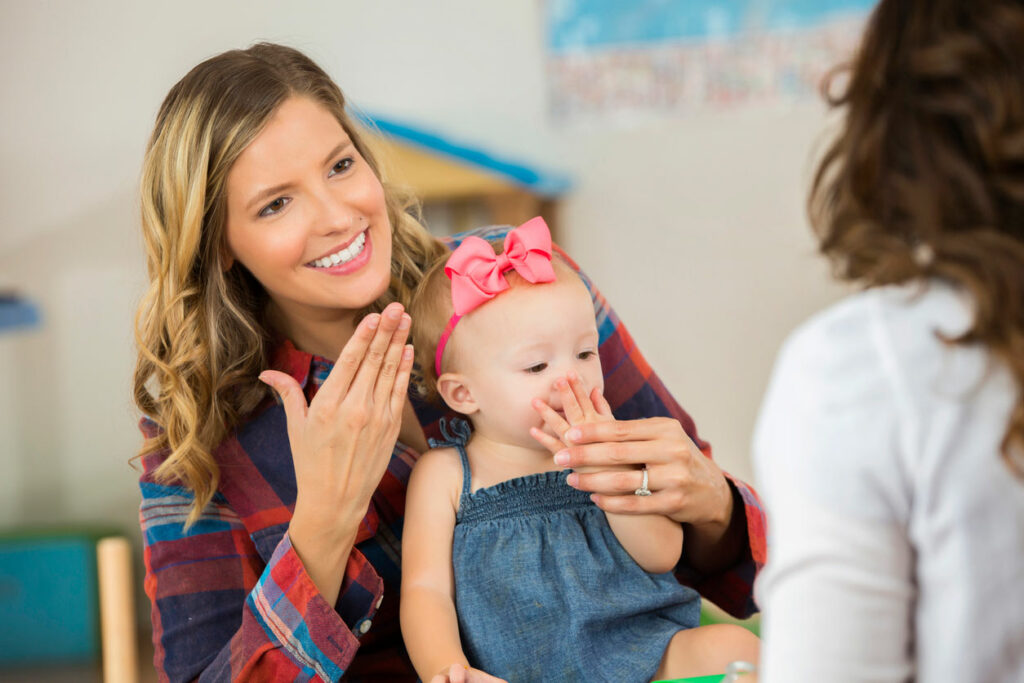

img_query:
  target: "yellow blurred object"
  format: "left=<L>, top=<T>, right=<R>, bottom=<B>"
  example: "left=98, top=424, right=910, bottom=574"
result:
left=97, top=537, right=138, bottom=683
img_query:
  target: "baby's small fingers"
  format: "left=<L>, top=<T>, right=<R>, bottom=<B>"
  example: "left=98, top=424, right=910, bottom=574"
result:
left=530, top=426, right=565, bottom=454
left=555, top=377, right=586, bottom=424
left=532, top=398, right=571, bottom=435
left=566, top=371, right=599, bottom=419
left=590, top=386, right=614, bottom=417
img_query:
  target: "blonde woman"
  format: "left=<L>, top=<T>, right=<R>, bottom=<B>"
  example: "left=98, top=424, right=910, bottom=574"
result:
left=135, top=42, right=767, bottom=681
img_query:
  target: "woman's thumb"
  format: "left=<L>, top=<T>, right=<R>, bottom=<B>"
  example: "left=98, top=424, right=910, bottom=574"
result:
left=258, top=370, right=308, bottom=427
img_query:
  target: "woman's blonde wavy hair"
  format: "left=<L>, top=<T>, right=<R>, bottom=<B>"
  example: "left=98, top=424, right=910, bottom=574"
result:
left=811, top=0, right=1024, bottom=478
left=134, top=43, right=446, bottom=524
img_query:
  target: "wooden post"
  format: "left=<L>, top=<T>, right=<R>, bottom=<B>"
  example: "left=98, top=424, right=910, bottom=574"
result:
left=97, top=537, right=138, bottom=683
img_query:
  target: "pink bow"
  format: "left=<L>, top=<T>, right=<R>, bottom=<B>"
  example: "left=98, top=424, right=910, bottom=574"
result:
left=445, top=216, right=556, bottom=316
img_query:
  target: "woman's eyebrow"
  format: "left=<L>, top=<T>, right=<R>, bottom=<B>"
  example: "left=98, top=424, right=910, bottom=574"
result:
left=245, top=139, right=353, bottom=211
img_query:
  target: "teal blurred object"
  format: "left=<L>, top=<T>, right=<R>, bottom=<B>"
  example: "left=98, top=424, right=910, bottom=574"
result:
left=0, top=533, right=101, bottom=664
left=0, top=295, right=40, bottom=333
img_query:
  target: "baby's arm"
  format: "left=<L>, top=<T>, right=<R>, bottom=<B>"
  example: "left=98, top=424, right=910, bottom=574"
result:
left=533, top=375, right=684, bottom=574
left=603, top=498, right=683, bottom=574
left=570, top=462, right=682, bottom=573
left=400, top=448, right=473, bottom=680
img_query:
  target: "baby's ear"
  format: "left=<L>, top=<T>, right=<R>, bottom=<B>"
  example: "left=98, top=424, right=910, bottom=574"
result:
left=437, top=373, right=478, bottom=415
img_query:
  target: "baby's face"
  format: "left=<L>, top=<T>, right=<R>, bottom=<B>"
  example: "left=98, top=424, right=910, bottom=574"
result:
left=454, top=274, right=603, bottom=448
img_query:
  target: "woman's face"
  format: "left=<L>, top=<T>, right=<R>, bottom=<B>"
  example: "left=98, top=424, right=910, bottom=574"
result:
left=224, top=96, right=392, bottom=327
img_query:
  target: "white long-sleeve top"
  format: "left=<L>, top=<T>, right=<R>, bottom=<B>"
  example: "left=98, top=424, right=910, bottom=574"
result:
left=753, top=280, right=1024, bottom=682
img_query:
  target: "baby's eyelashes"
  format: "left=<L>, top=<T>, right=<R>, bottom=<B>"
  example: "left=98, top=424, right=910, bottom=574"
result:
left=525, top=362, right=548, bottom=374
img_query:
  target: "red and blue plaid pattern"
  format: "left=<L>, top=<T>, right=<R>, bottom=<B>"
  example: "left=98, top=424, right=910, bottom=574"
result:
left=139, top=227, right=767, bottom=681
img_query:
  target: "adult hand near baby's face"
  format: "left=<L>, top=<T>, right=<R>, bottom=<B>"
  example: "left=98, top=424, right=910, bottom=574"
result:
left=532, top=372, right=740, bottom=571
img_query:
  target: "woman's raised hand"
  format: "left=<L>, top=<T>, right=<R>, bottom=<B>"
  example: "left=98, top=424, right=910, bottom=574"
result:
left=257, top=302, right=414, bottom=600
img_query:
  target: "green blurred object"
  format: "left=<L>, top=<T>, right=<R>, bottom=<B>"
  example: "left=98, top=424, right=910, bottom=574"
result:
left=654, top=676, right=724, bottom=683
left=699, top=599, right=760, bottom=636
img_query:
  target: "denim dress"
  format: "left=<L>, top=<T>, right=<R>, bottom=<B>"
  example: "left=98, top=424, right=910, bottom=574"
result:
left=431, top=419, right=701, bottom=683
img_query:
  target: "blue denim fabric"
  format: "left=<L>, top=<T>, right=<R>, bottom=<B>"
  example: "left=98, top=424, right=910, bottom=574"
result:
left=432, top=418, right=701, bottom=683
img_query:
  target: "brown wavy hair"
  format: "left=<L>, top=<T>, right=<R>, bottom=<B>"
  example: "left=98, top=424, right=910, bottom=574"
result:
left=810, top=0, right=1024, bottom=478
left=134, top=43, right=446, bottom=524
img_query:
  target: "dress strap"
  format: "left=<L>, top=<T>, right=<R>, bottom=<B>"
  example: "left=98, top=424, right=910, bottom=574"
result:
left=429, top=417, right=473, bottom=498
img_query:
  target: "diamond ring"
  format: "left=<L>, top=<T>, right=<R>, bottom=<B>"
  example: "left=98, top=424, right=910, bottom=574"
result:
left=634, top=467, right=652, bottom=496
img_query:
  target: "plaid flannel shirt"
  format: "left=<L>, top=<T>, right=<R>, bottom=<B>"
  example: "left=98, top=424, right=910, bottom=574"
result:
left=139, top=226, right=767, bottom=682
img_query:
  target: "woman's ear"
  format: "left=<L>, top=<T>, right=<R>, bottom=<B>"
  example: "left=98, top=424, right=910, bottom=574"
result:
left=437, top=373, right=478, bottom=415
left=221, top=247, right=235, bottom=272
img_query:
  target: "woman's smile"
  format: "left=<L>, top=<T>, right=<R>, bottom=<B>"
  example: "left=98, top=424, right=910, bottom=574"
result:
left=305, top=227, right=372, bottom=274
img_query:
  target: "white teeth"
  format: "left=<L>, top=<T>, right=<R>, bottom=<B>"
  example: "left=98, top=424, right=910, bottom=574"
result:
left=311, top=232, right=366, bottom=268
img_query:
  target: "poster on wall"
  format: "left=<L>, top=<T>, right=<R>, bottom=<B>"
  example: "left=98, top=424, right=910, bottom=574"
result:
left=545, top=0, right=877, bottom=125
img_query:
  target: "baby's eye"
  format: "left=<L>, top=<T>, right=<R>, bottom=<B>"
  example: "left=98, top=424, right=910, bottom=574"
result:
left=258, top=197, right=290, bottom=217
left=577, top=350, right=597, bottom=360
left=329, top=157, right=354, bottom=176
left=526, top=363, right=548, bottom=374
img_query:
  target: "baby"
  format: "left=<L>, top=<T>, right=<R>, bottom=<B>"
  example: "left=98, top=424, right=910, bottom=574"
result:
left=401, top=217, right=758, bottom=682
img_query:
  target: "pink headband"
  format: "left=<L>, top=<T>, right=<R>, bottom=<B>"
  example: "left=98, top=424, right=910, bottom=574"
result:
left=434, top=216, right=556, bottom=376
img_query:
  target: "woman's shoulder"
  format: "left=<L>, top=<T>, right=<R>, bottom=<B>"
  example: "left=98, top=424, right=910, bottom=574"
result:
left=756, top=279, right=992, bottom=520
left=778, top=279, right=975, bottom=380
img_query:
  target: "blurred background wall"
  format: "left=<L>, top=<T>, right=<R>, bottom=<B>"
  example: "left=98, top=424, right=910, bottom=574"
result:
left=1, top=0, right=851, bottom=555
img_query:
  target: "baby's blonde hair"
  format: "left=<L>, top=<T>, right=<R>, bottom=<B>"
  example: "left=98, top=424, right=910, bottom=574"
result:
left=409, top=238, right=578, bottom=406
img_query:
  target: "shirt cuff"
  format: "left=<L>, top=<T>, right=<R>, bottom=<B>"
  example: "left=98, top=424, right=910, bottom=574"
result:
left=247, top=532, right=384, bottom=680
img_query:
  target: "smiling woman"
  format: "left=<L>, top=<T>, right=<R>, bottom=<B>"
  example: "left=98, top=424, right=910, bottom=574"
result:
left=133, top=42, right=767, bottom=682
left=223, top=97, right=395, bottom=356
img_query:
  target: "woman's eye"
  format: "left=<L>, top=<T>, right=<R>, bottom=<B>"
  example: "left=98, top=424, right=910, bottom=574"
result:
left=330, top=157, right=354, bottom=176
left=258, top=197, right=289, bottom=217
left=526, top=363, right=548, bottom=374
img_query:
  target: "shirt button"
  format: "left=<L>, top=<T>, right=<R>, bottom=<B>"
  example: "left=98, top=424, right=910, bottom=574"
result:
left=358, top=619, right=372, bottom=635
left=375, top=594, right=384, bottom=609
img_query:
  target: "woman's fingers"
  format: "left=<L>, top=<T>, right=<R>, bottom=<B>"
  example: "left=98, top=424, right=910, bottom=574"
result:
left=347, top=303, right=406, bottom=400
left=568, top=465, right=649, bottom=495
left=590, top=490, right=676, bottom=516
left=372, top=311, right=412, bottom=405
left=563, top=416, right=684, bottom=446
left=556, top=438, right=681, bottom=468
left=389, top=344, right=415, bottom=417
left=312, top=311, right=380, bottom=406
left=258, top=370, right=308, bottom=445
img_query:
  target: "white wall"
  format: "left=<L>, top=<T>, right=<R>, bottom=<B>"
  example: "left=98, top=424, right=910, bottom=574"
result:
left=0, top=0, right=847, bottom=532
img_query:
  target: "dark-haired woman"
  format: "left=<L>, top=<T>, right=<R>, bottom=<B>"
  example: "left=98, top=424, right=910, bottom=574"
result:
left=753, top=0, right=1024, bottom=680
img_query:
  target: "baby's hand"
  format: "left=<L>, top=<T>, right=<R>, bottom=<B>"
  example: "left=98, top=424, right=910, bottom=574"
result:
left=530, top=371, right=614, bottom=455
left=430, top=663, right=508, bottom=683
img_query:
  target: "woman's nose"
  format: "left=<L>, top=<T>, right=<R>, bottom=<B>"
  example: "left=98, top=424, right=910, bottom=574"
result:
left=313, top=189, right=360, bottom=236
